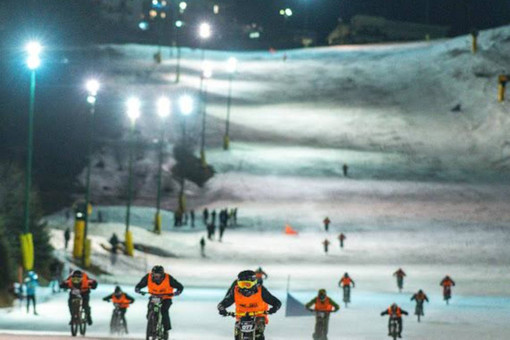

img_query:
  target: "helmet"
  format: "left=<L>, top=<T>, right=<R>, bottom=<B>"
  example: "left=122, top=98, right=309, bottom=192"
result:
left=71, top=270, right=83, bottom=286
left=151, top=265, right=165, bottom=282
left=318, top=289, right=327, bottom=301
left=391, top=303, right=397, bottom=311
left=114, top=286, right=122, bottom=296
left=418, top=289, right=423, bottom=294
left=344, top=272, right=349, bottom=277
left=237, top=270, right=258, bottom=297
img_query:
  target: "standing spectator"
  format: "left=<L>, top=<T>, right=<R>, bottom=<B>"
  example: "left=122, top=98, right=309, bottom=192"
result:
left=207, top=223, right=214, bottom=240
left=24, top=271, right=38, bottom=315
left=200, top=237, right=206, bottom=257
left=65, top=208, right=70, bottom=222
left=64, top=227, right=70, bottom=250
left=190, top=209, right=195, bottom=228
left=338, top=233, right=346, bottom=248
left=49, top=260, right=61, bottom=293
left=323, top=217, right=331, bottom=232
left=233, top=208, right=238, bottom=226
left=202, top=208, right=209, bottom=225
left=323, top=239, right=330, bottom=254
left=183, top=211, right=189, bottom=225
left=211, top=210, right=217, bottom=226
left=219, top=221, right=226, bottom=242
left=109, top=233, right=120, bottom=254
left=342, top=163, right=349, bottom=177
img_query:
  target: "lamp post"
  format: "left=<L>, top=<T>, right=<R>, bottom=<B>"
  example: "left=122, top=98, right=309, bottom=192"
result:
left=82, top=79, right=100, bottom=267
left=175, top=1, right=187, bottom=83
left=20, top=41, right=42, bottom=271
left=198, top=22, right=211, bottom=75
left=223, top=57, right=237, bottom=150
left=125, top=97, right=141, bottom=256
left=177, top=95, right=193, bottom=215
left=199, top=62, right=212, bottom=167
left=154, top=97, right=171, bottom=234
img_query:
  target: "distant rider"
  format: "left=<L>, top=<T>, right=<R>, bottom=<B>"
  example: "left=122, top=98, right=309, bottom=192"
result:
left=217, top=270, right=281, bottom=340
left=440, top=275, right=455, bottom=301
left=306, top=289, right=340, bottom=339
left=393, top=268, right=406, bottom=292
left=381, top=303, right=408, bottom=338
left=411, top=289, right=429, bottom=316
left=103, top=286, right=135, bottom=334
left=255, top=267, right=268, bottom=283
left=135, top=265, right=184, bottom=339
left=60, top=270, right=97, bottom=325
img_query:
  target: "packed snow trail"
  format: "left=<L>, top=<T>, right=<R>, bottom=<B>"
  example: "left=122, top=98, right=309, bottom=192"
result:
left=1, top=283, right=509, bottom=339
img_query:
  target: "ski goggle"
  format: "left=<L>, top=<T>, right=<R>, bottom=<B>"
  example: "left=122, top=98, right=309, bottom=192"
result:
left=237, top=280, right=257, bottom=289
left=71, top=277, right=82, bottom=285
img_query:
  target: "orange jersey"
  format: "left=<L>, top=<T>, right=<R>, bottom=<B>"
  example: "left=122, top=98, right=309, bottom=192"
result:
left=388, top=307, right=402, bottom=317
left=315, top=297, right=334, bottom=312
left=112, top=293, right=131, bottom=309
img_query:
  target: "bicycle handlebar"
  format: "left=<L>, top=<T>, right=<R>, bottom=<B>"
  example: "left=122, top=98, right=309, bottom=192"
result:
left=225, top=311, right=268, bottom=318
left=137, top=291, right=174, bottom=298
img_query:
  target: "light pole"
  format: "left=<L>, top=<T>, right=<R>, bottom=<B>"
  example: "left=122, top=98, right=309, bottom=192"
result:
left=175, top=1, right=187, bottom=83
left=198, top=22, right=211, bottom=75
left=223, top=57, right=237, bottom=150
left=199, top=62, right=212, bottom=167
left=82, top=79, right=100, bottom=267
left=125, top=97, right=141, bottom=256
left=154, top=97, right=171, bottom=234
left=21, top=41, right=42, bottom=271
left=177, top=95, right=193, bottom=215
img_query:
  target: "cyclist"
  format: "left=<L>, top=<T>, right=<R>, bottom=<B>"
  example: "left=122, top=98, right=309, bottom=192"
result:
left=305, top=289, right=339, bottom=339
left=393, top=268, right=406, bottom=292
left=217, top=270, right=281, bottom=340
left=103, top=286, right=135, bottom=334
left=338, top=273, right=355, bottom=305
left=60, top=270, right=97, bottom=325
left=380, top=303, right=408, bottom=338
left=440, top=275, right=455, bottom=302
left=255, top=267, right=268, bottom=283
left=410, top=289, right=429, bottom=317
left=135, top=265, right=183, bottom=339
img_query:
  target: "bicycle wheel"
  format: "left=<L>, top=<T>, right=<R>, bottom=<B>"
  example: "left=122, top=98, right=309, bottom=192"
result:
left=79, top=310, right=87, bottom=335
left=146, top=312, right=156, bottom=340
left=71, top=322, right=78, bottom=337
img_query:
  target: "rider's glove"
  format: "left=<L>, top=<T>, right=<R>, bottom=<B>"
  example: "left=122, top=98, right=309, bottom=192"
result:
left=135, top=288, right=141, bottom=294
left=218, top=309, right=227, bottom=316
left=174, top=290, right=181, bottom=296
left=268, top=307, right=278, bottom=315
left=103, top=297, right=109, bottom=302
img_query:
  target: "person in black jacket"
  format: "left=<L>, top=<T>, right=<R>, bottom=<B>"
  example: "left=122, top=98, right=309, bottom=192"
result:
left=217, top=270, right=281, bottom=340
left=381, top=303, right=408, bottom=338
left=135, top=266, right=184, bottom=337
left=103, top=286, right=135, bottom=334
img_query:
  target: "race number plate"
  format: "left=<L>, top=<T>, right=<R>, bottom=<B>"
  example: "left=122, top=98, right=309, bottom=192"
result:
left=240, top=321, right=255, bottom=333
left=151, top=297, right=161, bottom=304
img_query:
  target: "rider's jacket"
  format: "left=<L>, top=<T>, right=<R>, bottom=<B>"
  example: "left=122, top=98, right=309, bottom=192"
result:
left=440, top=278, right=455, bottom=287
left=412, top=292, right=429, bottom=302
left=148, top=273, right=175, bottom=299
left=315, top=297, right=334, bottom=312
left=340, top=277, right=353, bottom=286
left=388, top=307, right=402, bottom=317
left=234, top=286, right=266, bottom=317
left=112, top=293, right=132, bottom=309
left=63, top=273, right=96, bottom=293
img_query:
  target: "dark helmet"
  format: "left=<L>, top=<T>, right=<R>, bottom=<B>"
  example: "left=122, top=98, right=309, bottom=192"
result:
left=418, top=289, right=423, bottom=294
left=114, top=286, right=122, bottom=295
left=72, top=270, right=83, bottom=278
left=391, top=303, right=398, bottom=311
left=71, top=270, right=83, bottom=286
left=344, top=272, right=349, bottom=277
left=318, top=289, right=327, bottom=301
left=237, top=270, right=258, bottom=297
left=151, top=265, right=165, bottom=282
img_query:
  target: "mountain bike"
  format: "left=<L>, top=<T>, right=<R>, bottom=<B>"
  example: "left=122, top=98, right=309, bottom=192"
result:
left=342, top=285, right=351, bottom=307
left=312, top=310, right=331, bottom=340
left=414, top=302, right=424, bottom=322
left=443, top=286, right=452, bottom=305
left=226, top=311, right=267, bottom=340
left=109, top=303, right=126, bottom=335
left=388, top=316, right=399, bottom=340
left=139, top=291, right=174, bottom=340
left=70, top=289, right=87, bottom=337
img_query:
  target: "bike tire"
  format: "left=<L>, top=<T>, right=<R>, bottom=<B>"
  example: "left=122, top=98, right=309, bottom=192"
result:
left=79, top=320, right=86, bottom=336
left=146, top=312, right=156, bottom=340
left=418, top=314, right=421, bottom=322
left=71, top=322, right=78, bottom=337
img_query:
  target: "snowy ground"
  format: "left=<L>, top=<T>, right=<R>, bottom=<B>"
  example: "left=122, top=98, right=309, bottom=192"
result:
left=4, top=27, right=510, bottom=338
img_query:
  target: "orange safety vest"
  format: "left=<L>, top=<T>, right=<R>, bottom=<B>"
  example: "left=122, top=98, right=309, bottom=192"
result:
left=148, top=273, right=174, bottom=299
left=234, top=286, right=268, bottom=322
left=255, top=272, right=263, bottom=279
left=442, top=279, right=453, bottom=287
left=315, top=297, right=334, bottom=312
left=112, top=293, right=131, bottom=309
left=340, top=277, right=352, bottom=286
left=416, top=293, right=426, bottom=301
left=67, top=273, right=91, bottom=293
left=388, top=307, right=402, bottom=317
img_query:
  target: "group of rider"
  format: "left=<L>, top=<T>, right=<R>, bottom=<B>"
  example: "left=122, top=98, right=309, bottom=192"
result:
left=59, top=265, right=455, bottom=339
